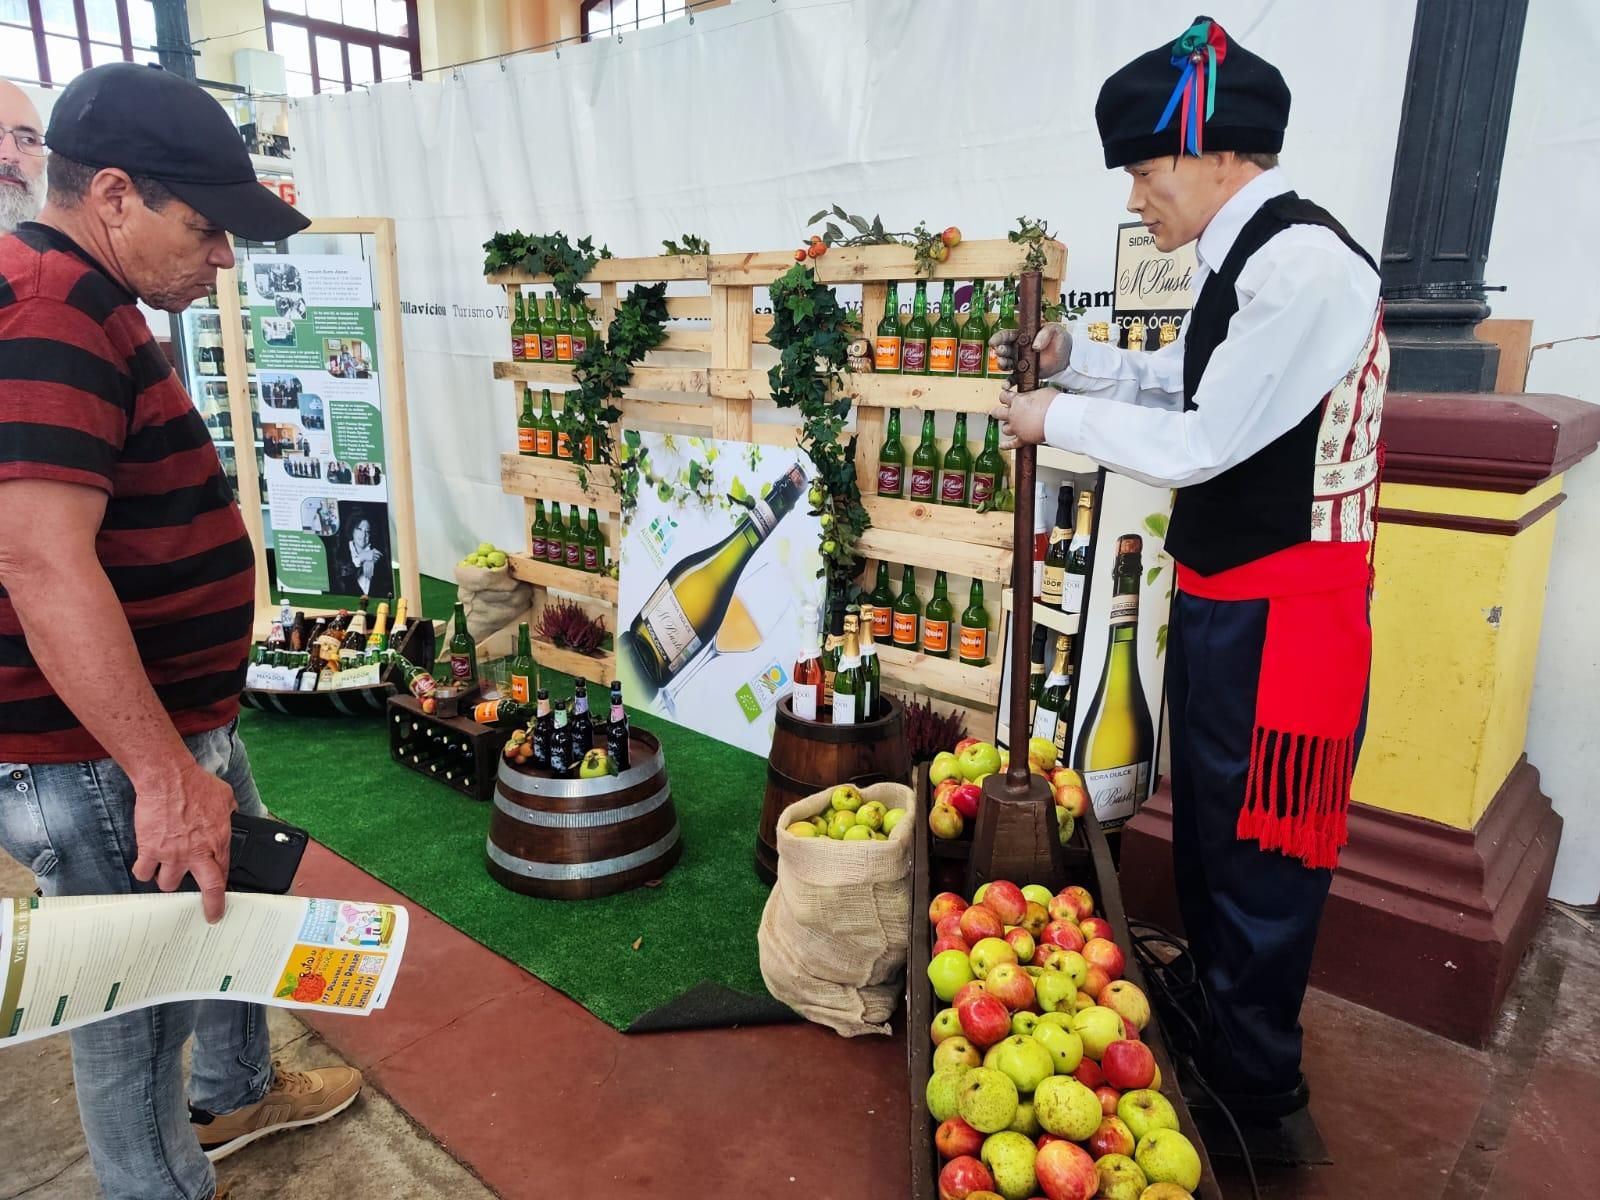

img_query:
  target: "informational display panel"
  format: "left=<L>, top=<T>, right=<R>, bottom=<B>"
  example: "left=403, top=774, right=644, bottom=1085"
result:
left=616, top=434, right=824, bottom=756
left=251, top=254, right=393, bottom=598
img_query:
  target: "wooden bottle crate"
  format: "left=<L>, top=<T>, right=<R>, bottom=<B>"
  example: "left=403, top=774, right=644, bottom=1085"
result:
left=387, top=694, right=505, bottom=802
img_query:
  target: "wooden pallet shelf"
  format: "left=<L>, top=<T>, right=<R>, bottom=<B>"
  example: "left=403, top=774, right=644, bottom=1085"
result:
left=500, top=453, right=621, bottom=510
left=708, top=241, right=1066, bottom=287
left=856, top=526, right=1012, bottom=585
left=487, top=254, right=710, bottom=286
left=508, top=552, right=619, bottom=602
left=877, top=643, right=1001, bottom=706
left=708, top=367, right=999, bottom=414
left=531, top=635, right=615, bottom=687
left=1001, top=588, right=1081, bottom=637
left=860, top=496, right=1014, bottom=549
left=493, top=361, right=709, bottom=394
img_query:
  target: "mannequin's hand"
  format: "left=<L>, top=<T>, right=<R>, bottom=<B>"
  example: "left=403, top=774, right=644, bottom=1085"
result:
left=987, top=321, right=1072, bottom=378
left=991, top=386, right=1059, bottom=450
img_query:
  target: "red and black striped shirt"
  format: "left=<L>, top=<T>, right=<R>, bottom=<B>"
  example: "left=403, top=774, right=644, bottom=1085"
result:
left=0, top=222, right=254, bottom=763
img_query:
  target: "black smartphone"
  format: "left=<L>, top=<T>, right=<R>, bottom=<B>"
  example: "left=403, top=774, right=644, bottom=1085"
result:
left=178, top=813, right=308, bottom=895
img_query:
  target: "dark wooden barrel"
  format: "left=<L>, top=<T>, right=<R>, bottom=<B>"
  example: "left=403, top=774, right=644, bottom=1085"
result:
left=755, top=695, right=913, bottom=883
left=486, top=729, right=681, bottom=900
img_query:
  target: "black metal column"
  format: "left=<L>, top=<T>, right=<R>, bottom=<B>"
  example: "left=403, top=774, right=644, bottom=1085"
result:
left=1379, top=0, right=1528, bottom=392
left=152, top=0, right=195, bottom=81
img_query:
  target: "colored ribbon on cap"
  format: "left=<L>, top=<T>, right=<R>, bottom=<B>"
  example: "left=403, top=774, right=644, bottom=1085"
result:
left=1153, top=19, right=1229, bottom=155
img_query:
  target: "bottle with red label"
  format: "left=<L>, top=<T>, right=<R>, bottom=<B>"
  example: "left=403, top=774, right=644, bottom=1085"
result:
left=572, top=301, right=595, bottom=358
left=928, top=280, right=958, bottom=376
left=940, top=413, right=973, bottom=507
left=531, top=499, right=549, bottom=562
left=555, top=297, right=574, bottom=363
left=564, top=504, right=583, bottom=569
left=959, top=579, right=990, bottom=666
left=877, top=407, right=905, bottom=498
left=538, top=292, right=558, bottom=362
left=511, top=291, right=527, bottom=362
left=957, top=279, right=988, bottom=376
left=909, top=411, right=939, bottom=501
left=922, top=571, right=953, bottom=659
left=874, top=283, right=902, bottom=373
left=900, top=279, right=930, bottom=374
left=790, top=604, right=824, bottom=722
left=970, top=415, right=1005, bottom=507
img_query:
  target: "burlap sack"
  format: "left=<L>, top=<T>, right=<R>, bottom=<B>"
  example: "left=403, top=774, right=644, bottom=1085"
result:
left=758, top=781, right=916, bottom=1037
left=452, top=562, right=533, bottom=643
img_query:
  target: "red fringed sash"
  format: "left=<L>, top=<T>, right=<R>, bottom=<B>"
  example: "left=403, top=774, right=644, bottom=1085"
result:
left=1176, top=540, right=1373, bottom=870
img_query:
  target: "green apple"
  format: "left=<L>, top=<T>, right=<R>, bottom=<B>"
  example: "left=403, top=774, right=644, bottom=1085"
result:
left=881, top=807, right=906, bottom=835
left=928, top=751, right=963, bottom=786
left=829, top=784, right=864, bottom=812
left=989, top=1035, right=1054, bottom=1095
left=1117, top=1089, right=1180, bottom=1143
left=983, top=1043, right=1002, bottom=1070
left=812, top=815, right=831, bottom=836
left=841, top=824, right=871, bottom=841
left=786, top=820, right=819, bottom=838
left=1072, top=1006, right=1125, bottom=1060
left=958, top=741, right=1003, bottom=781
left=957, top=1067, right=1019, bottom=1134
left=1035, top=1010, right=1075, bottom=1031
left=1021, top=884, right=1054, bottom=907
left=1035, top=971, right=1076, bottom=1013
left=827, top=809, right=857, bottom=840
left=927, top=949, right=976, bottom=1002
left=1032, top=1021, right=1084, bottom=1075
left=1135, top=1129, right=1202, bottom=1192
left=969, top=937, right=1018, bottom=979
left=1055, top=950, right=1089, bottom=988
left=973, top=883, right=991, bottom=904
left=934, top=1036, right=981, bottom=1071
left=931, top=1007, right=963, bottom=1044
left=979, top=1130, right=1038, bottom=1200
left=1095, top=1153, right=1148, bottom=1200
left=476, top=541, right=494, bottom=555
left=1009, top=1011, right=1040, bottom=1038
left=487, top=551, right=508, bottom=568
left=1055, top=805, right=1075, bottom=845
left=1033, top=1075, right=1102, bottom=1140
left=926, top=1064, right=970, bottom=1122
left=871, top=830, right=887, bottom=840
left=1007, top=1097, right=1040, bottom=1136
left=855, top=800, right=887, bottom=831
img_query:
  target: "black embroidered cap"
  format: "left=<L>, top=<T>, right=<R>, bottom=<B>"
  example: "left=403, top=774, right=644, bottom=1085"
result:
left=1096, top=16, right=1290, bottom=168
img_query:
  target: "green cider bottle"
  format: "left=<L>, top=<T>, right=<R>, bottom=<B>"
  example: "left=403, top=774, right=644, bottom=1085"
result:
left=970, top=415, right=1006, bottom=508
left=900, top=279, right=931, bottom=375
left=959, top=579, right=990, bottom=667
left=928, top=280, right=959, bottom=376
left=448, top=601, right=476, bottom=686
left=538, top=292, right=558, bottom=363
left=922, top=570, right=954, bottom=659
left=909, top=410, right=939, bottom=502
left=517, top=385, right=537, bottom=457
left=572, top=299, right=594, bottom=359
left=583, top=508, right=606, bottom=574
left=940, top=412, right=974, bottom=507
left=535, top=388, right=556, bottom=458
left=874, top=283, right=902, bottom=374
left=524, top=292, right=543, bottom=362
left=987, top=282, right=1018, bottom=378
left=555, top=297, right=574, bottom=363
left=565, top=504, right=584, bottom=569
left=868, top=560, right=897, bottom=642
left=509, top=621, right=536, bottom=704
left=877, top=407, right=906, bottom=498
left=531, top=499, right=549, bottom=562
left=545, top=502, right=566, bottom=566
left=511, top=291, right=527, bottom=362
left=892, top=563, right=921, bottom=650
left=957, top=279, right=988, bottom=376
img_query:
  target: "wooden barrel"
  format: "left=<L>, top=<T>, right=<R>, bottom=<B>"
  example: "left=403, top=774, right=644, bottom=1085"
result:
left=755, top=695, right=913, bottom=883
left=486, top=729, right=681, bottom=900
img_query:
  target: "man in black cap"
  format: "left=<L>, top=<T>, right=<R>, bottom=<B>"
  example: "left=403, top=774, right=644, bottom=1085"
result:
left=994, top=17, right=1386, bottom=1127
left=0, top=65, right=359, bottom=1200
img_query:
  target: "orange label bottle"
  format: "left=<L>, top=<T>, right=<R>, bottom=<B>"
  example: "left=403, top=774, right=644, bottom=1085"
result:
left=922, top=620, right=950, bottom=655
left=892, top=610, right=918, bottom=648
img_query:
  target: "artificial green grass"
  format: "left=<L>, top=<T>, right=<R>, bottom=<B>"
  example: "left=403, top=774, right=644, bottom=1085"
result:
left=237, top=666, right=778, bottom=1031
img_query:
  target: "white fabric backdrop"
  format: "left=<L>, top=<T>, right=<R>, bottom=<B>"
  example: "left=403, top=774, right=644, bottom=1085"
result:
left=287, top=0, right=1416, bottom=580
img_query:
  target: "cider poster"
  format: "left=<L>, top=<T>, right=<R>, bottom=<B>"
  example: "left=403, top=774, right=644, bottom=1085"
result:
left=616, top=433, right=824, bottom=756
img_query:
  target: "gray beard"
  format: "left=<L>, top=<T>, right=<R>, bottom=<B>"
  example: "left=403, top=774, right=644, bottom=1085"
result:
left=0, top=176, right=42, bottom=234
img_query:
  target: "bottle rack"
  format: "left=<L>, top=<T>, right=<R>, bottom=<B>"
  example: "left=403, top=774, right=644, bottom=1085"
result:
left=486, top=238, right=1067, bottom=721
left=387, top=694, right=503, bottom=801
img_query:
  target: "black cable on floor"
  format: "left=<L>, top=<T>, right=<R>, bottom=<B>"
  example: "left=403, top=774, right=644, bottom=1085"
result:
left=1128, top=921, right=1262, bottom=1200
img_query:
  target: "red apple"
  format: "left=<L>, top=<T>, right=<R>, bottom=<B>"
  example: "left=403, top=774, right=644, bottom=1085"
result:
left=1004, top=927, right=1036, bottom=963
left=1051, top=770, right=1090, bottom=819
left=1047, top=894, right=1082, bottom=924
left=1072, top=1058, right=1104, bottom=1089
left=1033, top=944, right=1069, bottom=970
left=1058, top=885, right=1095, bottom=921
left=984, top=962, right=1036, bottom=1012
left=956, top=991, right=1012, bottom=1047
left=1034, top=1138, right=1098, bottom=1200
left=1094, top=1085, right=1122, bottom=1116
left=1036, top=1132, right=1067, bottom=1151
left=1086, top=1115, right=1136, bottom=1160
left=932, top=778, right=963, bottom=810
left=959, top=904, right=1005, bottom=945
left=982, top=880, right=1028, bottom=926
left=933, top=935, right=972, bottom=957
left=1100, top=980, right=1152, bottom=1032
left=938, top=1155, right=993, bottom=1200
left=1080, top=964, right=1111, bottom=1000
left=949, top=782, right=983, bottom=820
left=1079, top=917, right=1114, bottom=943
left=928, top=803, right=964, bottom=840
left=936, top=914, right=966, bottom=942
left=953, top=737, right=981, bottom=757
left=1019, top=900, right=1049, bottom=939
left=935, top=1116, right=985, bottom=1160
left=952, top=980, right=988, bottom=1008
left=1121, top=1016, right=1140, bottom=1041
left=1101, top=1040, right=1156, bottom=1091
left=1082, top=937, right=1125, bottom=982
left=930, top=891, right=969, bottom=926
left=1041, top=919, right=1087, bottom=953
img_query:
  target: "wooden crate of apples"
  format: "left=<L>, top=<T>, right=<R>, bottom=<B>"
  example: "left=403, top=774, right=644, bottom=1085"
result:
left=923, top=879, right=1204, bottom=1200
left=927, top=736, right=1090, bottom=846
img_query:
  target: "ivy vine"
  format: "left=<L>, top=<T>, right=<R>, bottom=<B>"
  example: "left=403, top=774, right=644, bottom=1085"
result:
left=766, top=262, right=866, bottom=595
left=567, top=281, right=670, bottom=493
left=482, top=231, right=611, bottom=304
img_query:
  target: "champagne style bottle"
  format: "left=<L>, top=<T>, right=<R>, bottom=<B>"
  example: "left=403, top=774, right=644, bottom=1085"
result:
left=831, top=613, right=862, bottom=726
left=1041, top=484, right=1075, bottom=609
left=791, top=604, right=824, bottom=721
left=1063, top=490, right=1095, bottom=614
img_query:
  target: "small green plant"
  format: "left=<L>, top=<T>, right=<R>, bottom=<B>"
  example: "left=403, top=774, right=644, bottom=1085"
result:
left=661, top=234, right=709, bottom=256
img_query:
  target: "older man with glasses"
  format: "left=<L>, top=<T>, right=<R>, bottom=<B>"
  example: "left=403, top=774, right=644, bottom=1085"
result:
left=0, top=79, right=45, bottom=231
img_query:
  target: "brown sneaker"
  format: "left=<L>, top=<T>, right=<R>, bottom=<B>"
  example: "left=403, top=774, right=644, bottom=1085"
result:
left=192, top=1061, right=363, bottom=1162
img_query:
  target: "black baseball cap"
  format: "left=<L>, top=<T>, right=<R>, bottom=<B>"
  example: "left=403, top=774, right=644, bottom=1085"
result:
left=45, top=63, right=310, bottom=242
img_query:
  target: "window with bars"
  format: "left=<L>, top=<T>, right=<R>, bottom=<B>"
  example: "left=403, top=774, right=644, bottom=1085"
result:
left=264, top=1, right=421, bottom=97
left=582, top=0, right=689, bottom=41
left=0, top=0, right=160, bottom=88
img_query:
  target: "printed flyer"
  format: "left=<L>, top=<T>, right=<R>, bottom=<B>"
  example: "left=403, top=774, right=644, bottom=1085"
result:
left=250, top=254, right=393, bottom=598
left=616, top=433, right=824, bottom=756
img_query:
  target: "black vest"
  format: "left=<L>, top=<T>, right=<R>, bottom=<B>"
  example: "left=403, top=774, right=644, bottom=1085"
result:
left=1165, top=192, right=1378, bottom=575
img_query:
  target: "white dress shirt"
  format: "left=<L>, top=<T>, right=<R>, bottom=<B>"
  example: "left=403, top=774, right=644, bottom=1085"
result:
left=1042, top=169, right=1380, bottom=489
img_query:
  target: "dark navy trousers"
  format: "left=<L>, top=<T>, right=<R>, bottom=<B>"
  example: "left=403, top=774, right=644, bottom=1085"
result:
left=1165, top=589, right=1366, bottom=1097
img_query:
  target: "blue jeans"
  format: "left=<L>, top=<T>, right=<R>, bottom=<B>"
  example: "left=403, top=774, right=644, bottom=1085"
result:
left=0, top=722, right=272, bottom=1200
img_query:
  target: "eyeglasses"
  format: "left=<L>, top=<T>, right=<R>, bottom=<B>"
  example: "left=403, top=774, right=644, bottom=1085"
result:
left=0, top=125, right=45, bottom=157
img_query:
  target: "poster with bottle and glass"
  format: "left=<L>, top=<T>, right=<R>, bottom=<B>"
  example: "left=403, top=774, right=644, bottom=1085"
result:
left=249, top=254, right=394, bottom=600
left=615, top=432, right=825, bottom=756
